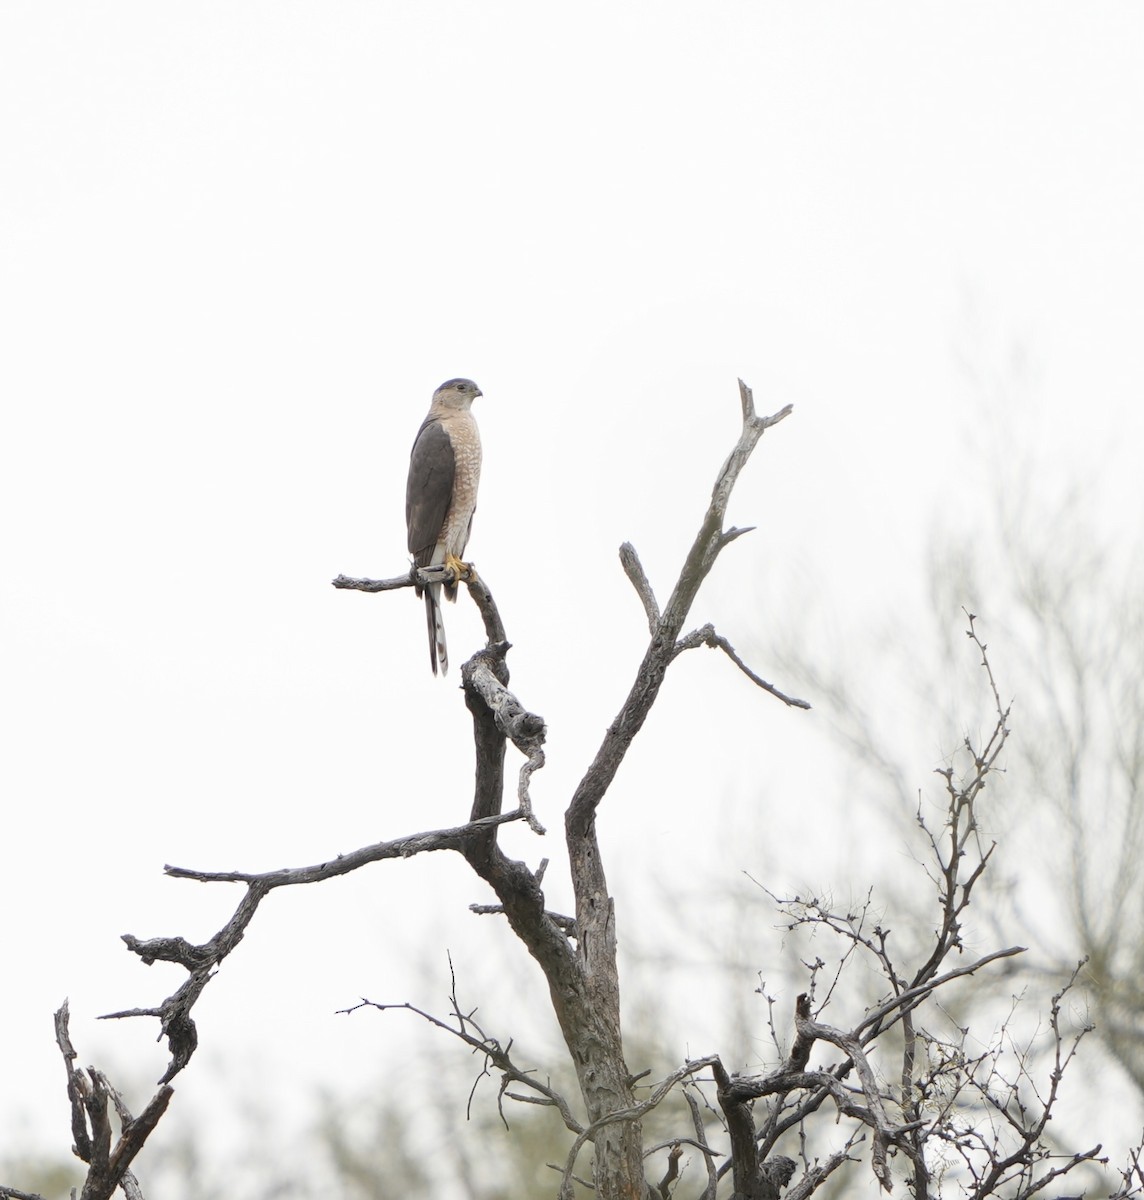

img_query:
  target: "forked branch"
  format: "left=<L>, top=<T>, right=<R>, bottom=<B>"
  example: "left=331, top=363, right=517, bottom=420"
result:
left=340, top=961, right=585, bottom=1138
left=53, top=1002, right=173, bottom=1200
left=568, top=379, right=801, bottom=834
left=106, top=808, right=543, bottom=1083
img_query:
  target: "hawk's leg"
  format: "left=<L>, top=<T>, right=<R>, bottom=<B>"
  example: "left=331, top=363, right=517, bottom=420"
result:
left=444, top=552, right=476, bottom=585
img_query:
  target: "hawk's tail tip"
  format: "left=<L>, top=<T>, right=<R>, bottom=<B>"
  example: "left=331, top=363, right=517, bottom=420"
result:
left=425, top=586, right=449, bottom=676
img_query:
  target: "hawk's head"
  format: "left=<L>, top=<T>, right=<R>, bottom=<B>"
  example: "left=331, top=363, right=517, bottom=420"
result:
left=434, top=378, right=482, bottom=410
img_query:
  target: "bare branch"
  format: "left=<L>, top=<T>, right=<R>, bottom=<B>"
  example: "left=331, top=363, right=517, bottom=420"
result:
left=332, top=562, right=478, bottom=593
left=567, top=381, right=797, bottom=838
left=470, top=901, right=577, bottom=936
left=619, top=541, right=661, bottom=632
left=794, top=1000, right=901, bottom=1192
left=684, top=1084, right=719, bottom=1200
left=333, top=564, right=507, bottom=648
left=672, top=623, right=811, bottom=708
left=464, top=571, right=508, bottom=647
left=654, top=1141, right=682, bottom=1199
left=341, top=991, right=585, bottom=1138
left=713, top=1055, right=763, bottom=1200
left=719, top=523, right=756, bottom=547
left=556, top=1057, right=722, bottom=1200
left=53, top=1003, right=174, bottom=1200
left=1110, top=1134, right=1144, bottom=1200
left=738, top=376, right=757, bottom=421
left=99, top=1079, right=173, bottom=1196
left=162, top=811, right=529, bottom=887
left=461, top=653, right=547, bottom=833
left=959, top=962, right=1103, bottom=1199
left=100, top=809, right=541, bottom=1083
left=641, top=1135, right=718, bottom=1161
left=784, top=1134, right=864, bottom=1200
left=331, top=570, right=417, bottom=592
left=856, top=945, right=1027, bottom=1039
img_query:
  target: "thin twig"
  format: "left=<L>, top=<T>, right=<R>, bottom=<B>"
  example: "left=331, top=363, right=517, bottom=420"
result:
left=470, top=902, right=577, bottom=935
left=672, top=623, right=811, bottom=708
left=341, top=992, right=584, bottom=1137
left=856, top=945, right=1027, bottom=1039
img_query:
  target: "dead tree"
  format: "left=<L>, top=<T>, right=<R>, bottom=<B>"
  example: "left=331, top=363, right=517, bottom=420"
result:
left=4, top=381, right=1131, bottom=1200
left=330, top=379, right=805, bottom=1198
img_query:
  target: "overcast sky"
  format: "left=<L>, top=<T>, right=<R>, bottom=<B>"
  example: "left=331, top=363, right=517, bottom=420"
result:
left=2, top=2, right=1143, bottom=1189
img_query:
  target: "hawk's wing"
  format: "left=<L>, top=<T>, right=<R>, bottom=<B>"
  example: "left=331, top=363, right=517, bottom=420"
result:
left=406, top=417, right=455, bottom=567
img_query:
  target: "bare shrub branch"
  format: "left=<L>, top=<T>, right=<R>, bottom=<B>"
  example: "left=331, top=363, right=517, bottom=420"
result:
left=340, top=961, right=585, bottom=1139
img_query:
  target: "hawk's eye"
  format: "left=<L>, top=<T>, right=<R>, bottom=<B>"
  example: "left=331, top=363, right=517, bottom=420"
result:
left=457, top=383, right=468, bottom=391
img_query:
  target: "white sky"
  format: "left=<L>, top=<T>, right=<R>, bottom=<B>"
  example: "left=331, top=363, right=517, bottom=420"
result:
left=2, top=1, right=1143, bottom=1188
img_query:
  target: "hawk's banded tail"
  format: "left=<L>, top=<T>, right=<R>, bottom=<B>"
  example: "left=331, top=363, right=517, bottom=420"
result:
left=424, top=582, right=449, bottom=675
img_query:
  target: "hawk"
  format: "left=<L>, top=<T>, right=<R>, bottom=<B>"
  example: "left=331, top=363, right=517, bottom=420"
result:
left=405, top=378, right=483, bottom=675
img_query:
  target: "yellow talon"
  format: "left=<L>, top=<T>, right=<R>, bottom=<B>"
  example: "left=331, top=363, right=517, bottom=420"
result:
left=444, top=552, right=468, bottom=584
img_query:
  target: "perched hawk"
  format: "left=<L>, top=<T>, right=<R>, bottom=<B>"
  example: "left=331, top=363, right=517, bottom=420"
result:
left=405, top=378, right=483, bottom=675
